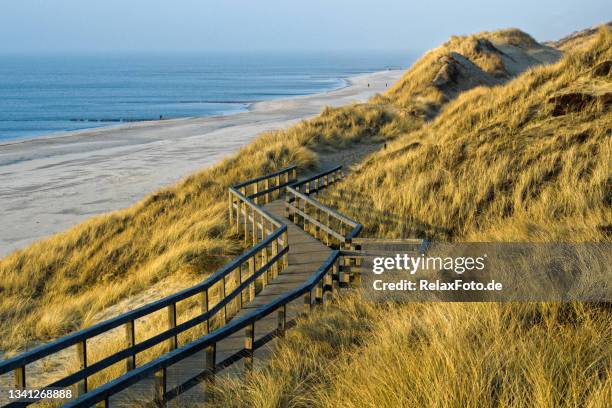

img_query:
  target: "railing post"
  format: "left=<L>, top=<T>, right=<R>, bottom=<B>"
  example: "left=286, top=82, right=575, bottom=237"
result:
left=340, top=255, right=349, bottom=287
left=304, top=290, right=312, bottom=314
left=228, top=191, right=233, bottom=226
left=264, top=178, right=270, bottom=204
left=253, top=182, right=259, bottom=205
left=314, top=208, right=321, bottom=240
left=76, top=339, right=87, bottom=395
left=167, top=303, right=178, bottom=350
left=275, top=174, right=281, bottom=199
left=243, top=201, right=249, bottom=243
left=14, top=366, right=25, bottom=390
left=293, top=194, right=299, bottom=224
left=125, top=320, right=136, bottom=372
left=303, top=201, right=308, bottom=233
left=315, top=279, right=323, bottom=305
left=283, top=231, right=289, bottom=269
left=238, top=264, right=244, bottom=309
left=222, top=275, right=227, bottom=324
left=277, top=305, right=286, bottom=337
left=263, top=244, right=270, bottom=287
left=353, top=244, right=362, bottom=286
left=248, top=256, right=256, bottom=301
left=235, top=195, right=241, bottom=235
left=201, top=289, right=210, bottom=334
left=272, top=238, right=279, bottom=278
left=252, top=208, right=257, bottom=246
left=245, top=322, right=255, bottom=375
left=262, top=219, right=268, bottom=239
left=324, top=270, right=333, bottom=307
left=154, top=367, right=167, bottom=405
left=205, top=343, right=216, bottom=382
left=332, top=260, right=340, bottom=293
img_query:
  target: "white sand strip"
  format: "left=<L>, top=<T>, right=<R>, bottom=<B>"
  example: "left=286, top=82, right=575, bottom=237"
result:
left=0, top=70, right=402, bottom=257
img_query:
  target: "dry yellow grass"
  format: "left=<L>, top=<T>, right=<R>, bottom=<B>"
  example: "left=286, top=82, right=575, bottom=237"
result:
left=208, top=293, right=611, bottom=408
left=205, top=28, right=611, bottom=408
left=0, top=27, right=562, bottom=353
left=0, top=100, right=401, bottom=353
left=1, top=25, right=609, bottom=408
left=324, top=27, right=611, bottom=242
left=375, top=28, right=559, bottom=118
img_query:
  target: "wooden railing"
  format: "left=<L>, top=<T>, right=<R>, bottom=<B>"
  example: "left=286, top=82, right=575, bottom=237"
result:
left=62, top=251, right=343, bottom=408
left=0, top=168, right=294, bottom=407
left=230, top=165, right=297, bottom=206
left=59, top=166, right=350, bottom=407
left=285, top=166, right=363, bottom=284
left=1, top=165, right=364, bottom=407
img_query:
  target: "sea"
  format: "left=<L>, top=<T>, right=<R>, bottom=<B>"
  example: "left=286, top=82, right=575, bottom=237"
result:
left=0, top=51, right=411, bottom=142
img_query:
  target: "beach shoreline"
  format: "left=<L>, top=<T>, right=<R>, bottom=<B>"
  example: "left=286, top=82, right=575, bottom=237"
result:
left=0, top=69, right=403, bottom=257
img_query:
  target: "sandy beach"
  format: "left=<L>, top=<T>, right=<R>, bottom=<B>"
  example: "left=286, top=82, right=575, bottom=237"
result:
left=0, top=69, right=402, bottom=257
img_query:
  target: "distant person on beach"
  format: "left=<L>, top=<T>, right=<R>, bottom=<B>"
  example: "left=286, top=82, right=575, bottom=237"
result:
left=368, top=83, right=370, bottom=87
left=159, top=115, right=163, bottom=120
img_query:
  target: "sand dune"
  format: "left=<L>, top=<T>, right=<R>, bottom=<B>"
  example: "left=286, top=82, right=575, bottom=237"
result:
left=0, top=70, right=402, bottom=257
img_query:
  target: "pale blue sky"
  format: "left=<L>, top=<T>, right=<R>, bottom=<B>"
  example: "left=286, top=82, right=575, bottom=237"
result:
left=0, top=0, right=609, bottom=53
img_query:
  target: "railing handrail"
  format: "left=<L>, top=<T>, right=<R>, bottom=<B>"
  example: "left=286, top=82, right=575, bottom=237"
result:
left=0, top=228, right=286, bottom=375
left=0, top=168, right=294, bottom=381
left=35, top=245, right=289, bottom=393
left=287, top=187, right=360, bottom=228
left=291, top=165, right=342, bottom=189
left=229, top=188, right=285, bottom=228
left=2, top=165, right=366, bottom=407
left=231, top=165, right=297, bottom=189
left=285, top=166, right=362, bottom=243
left=62, top=250, right=341, bottom=408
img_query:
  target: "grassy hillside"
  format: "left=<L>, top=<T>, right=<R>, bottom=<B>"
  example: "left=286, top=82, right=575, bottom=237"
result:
left=209, top=295, right=610, bottom=408
left=207, top=28, right=612, bottom=408
left=377, top=29, right=559, bottom=118
left=0, top=25, right=606, bottom=407
left=0, top=27, right=559, bottom=353
left=324, top=27, right=611, bottom=242
left=0, top=103, right=399, bottom=352
left=546, top=21, right=612, bottom=51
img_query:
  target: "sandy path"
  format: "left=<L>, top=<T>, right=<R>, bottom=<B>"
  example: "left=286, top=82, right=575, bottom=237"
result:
left=0, top=70, right=402, bottom=257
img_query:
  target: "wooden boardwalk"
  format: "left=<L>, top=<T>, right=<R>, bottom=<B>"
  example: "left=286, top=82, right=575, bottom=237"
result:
left=1, top=166, right=372, bottom=408
left=110, top=200, right=331, bottom=406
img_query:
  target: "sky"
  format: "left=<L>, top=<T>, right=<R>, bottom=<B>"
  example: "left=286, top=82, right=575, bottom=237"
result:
left=0, top=0, right=609, bottom=54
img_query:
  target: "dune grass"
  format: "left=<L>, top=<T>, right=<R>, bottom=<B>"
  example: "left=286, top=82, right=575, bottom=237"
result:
left=0, top=26, right=560, bottom=353
left=207, top=293, right=611, bottom=408
left=205, top=28, right=611, bottom=408
left=0, top=101, right=401, bottom=354
left=0, top=25, right=609, bottom=407
left=323, top=27, right=611, bottom=242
